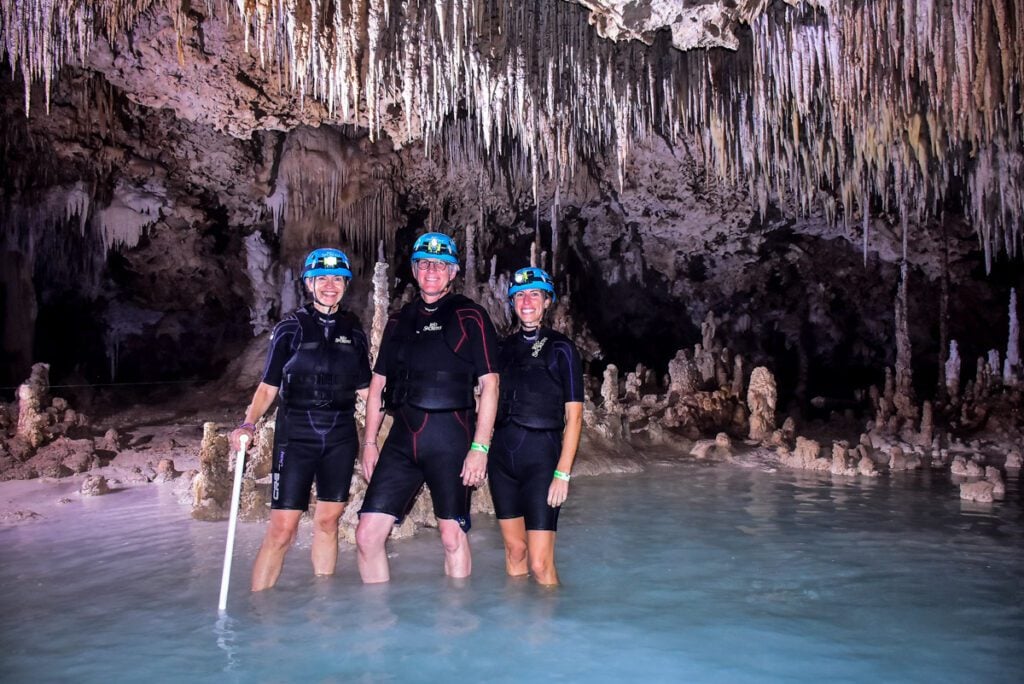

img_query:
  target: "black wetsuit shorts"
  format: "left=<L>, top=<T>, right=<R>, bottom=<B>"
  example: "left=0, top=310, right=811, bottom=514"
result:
left=360, top=407, right=474, bottom=532
left=271, top=408, right=359, bottom=510
left=487, top=423, right=562, bottom=531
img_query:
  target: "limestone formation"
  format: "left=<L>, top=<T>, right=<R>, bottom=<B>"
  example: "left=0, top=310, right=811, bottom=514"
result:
left=959, top=480, right=995, bottom=503
left=1006, top=451, right=1022, bottom=469
left=951, top=456, right=984, bottom=478
left=730, top=356, right=744, bottom=398
left=191, top=423, right=233, bottom=521
left=16, top=363, right=50, bottom=449
left=80, top=475, right=110, bottom=496
left=778, top=437, right=830, bottom=471
left=98, top=428, right=122, bottom=453
left=857, top=455, right=879, bottom=477
left=624, top=366, right=642, bottom=402
left=153, top=458, right=179, bottom=483
left=30, top=437, right=96, bottom=476
left=986, top=467, right=1006, bottom=499
left=945, top=341, right=962, bottom=400
left=369, top=259, right=390, bottom=363
left=918, top=401, right=934, bottom=448
left=690, top=432, right=732, bottom=460
left=746, top=367, right=777, bottom=441
left=830, top=442, right=857, bottom=476
left=1004, top=289, right=1019, bottom=385
left=888, top=446, right=919, bottom=472
left=601, top=364, right=620, bottom=412
left=668, top=350, right=701, bottom=398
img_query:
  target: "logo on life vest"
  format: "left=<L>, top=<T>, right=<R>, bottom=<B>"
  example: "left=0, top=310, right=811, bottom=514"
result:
left=334, top=335, right=352, bottom=345
left=531, top=337, right=548, bottom=357
left=422, top=322, right=443, bottom=333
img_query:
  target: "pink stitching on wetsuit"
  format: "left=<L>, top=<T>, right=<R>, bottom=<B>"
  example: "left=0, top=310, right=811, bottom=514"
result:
left=453, top=308, right=494, bottom=371
left=400, top=410, right=430, bottom=462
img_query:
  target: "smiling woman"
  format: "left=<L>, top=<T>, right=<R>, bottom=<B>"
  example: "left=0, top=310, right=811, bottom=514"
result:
left=228, top=247, right=372, bottom=592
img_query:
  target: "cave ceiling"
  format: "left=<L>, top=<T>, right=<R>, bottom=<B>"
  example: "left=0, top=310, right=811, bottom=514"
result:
left=0, top=0, right=1022, bottom=389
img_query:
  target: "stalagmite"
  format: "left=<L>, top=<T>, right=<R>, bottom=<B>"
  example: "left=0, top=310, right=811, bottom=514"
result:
left=779, top=437, right=830, bottom=471
left=893, top=263, right=915, bottom=419
left=601, top=364, right=620, bottom=412
left=191, top=422, right=232, bottom=521
left=918, top=401, right=934, bottom=448
left=746, top=366, right=776, bottom=441
left=945, top=341, right=961, bottom=400
left=987, top=350, right=1001, bottom=384
left=730, top=355, right=745, bottom=398
left=694, top=343, right=715, bottom=384
left=280, top=269, right=300, bottom=315
left=667, top=349, right=700, bottom=398
left=16, top=363, right=50, bottom=449
left=1005, top=289, right=1020, bottom=385
left=244, top=233, right=278, bottom=336
left=370, top=258, right=390, bottom=362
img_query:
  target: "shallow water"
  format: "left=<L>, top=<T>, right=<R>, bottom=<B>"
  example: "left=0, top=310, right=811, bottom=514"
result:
left=2, top=462, right=1022, bottom=683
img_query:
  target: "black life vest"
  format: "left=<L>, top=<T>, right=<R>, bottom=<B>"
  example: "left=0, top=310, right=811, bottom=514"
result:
left=382, top=294, right=477, bottom=412
left=497, top=329, right=566, bottom=431
left=279, top=305, right=365, bottom=411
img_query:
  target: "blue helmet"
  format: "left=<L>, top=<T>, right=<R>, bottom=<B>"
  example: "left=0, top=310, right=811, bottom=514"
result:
left=508, top=267, right=556, bottom=303
left=302, top=248, right=352, bottom=279
left=411, top=232, right=459, bottom=265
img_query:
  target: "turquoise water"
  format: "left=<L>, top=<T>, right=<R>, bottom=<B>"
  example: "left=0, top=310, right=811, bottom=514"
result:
left=1, top=462, right=1021, bottom=682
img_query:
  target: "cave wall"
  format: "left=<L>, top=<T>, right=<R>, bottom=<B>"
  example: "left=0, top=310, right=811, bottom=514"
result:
left=1, top=0, right=1022, bottom=406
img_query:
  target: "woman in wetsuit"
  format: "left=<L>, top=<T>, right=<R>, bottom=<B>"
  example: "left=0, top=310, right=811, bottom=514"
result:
left=230, top=248, right=371, bottom=591
left=488, top=267, right=584, bottom=585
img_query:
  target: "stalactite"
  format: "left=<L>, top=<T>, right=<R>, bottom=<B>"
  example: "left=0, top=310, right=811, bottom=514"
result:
left=2, top=1, right=1023, bottom=264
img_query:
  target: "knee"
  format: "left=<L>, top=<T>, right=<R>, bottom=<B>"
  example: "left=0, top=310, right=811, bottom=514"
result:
left=439, top=525, right=465, bottom=554
left=265, top=522, right=297, bottom=550
left=529, top=556, right=553, bottom=578
left=355, top=519, right=388, bottom=553
left=314, top=514, right=341, bottom=536
left=505, top=538, right=528, bottom=563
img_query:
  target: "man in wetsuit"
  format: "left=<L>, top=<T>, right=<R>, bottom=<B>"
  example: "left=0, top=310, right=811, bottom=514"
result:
left=489, top=267, right=584, bottom=585
left=230, top=248, right=371, bottom=591
left=356, top=232, right=499, bottom=581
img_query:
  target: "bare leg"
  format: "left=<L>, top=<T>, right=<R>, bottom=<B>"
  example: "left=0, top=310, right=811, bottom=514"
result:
left=356, top=512, right=396, bottom=583
left=527, top=530, right=559, bottom=586
left=251, top=509, right=303, bottom=591
left=438, top=519, right=472, bottom=578
left=498, top=517, right=529, bottom=577
left=311, top=501, right=345, bottom=576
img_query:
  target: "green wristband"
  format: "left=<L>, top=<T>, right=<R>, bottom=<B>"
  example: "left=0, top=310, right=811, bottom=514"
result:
left=553, top=470, right=571, bottom=481
left=470, top=442, right=489, bottom=454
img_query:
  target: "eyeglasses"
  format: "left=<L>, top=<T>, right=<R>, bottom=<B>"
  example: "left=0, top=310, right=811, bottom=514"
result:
left=414, top=259, right=451, bottom=272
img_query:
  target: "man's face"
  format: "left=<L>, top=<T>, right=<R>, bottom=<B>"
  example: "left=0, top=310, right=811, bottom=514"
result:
left=513, top=288, right=550, bottom=328
left=414, top=259, right=458, bottom=300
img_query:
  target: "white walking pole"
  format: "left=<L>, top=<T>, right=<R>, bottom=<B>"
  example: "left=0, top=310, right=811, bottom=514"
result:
left=218, top=434, right=249, bottom=613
